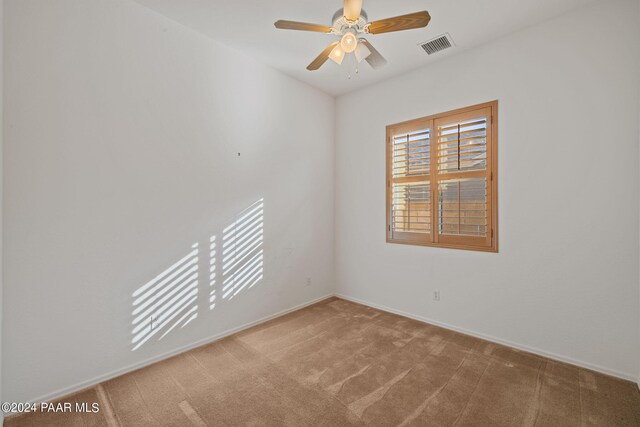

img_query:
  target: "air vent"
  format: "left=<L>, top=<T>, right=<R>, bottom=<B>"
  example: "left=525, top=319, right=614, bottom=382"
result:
left=419, top=33, right=455, bottom=55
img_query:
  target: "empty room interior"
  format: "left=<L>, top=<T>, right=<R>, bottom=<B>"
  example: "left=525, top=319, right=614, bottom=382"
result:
left=1, top=0, right=640, bottom=425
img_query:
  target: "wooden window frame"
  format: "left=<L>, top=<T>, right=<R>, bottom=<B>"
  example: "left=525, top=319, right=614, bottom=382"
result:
left=386, top=101, right=498, bottom=252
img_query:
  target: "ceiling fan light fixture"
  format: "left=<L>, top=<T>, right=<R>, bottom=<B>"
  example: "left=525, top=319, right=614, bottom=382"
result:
left=340, top=31, right=358, bottom=53
left=274, top=2, right=431, bottom=72
left=354, top=41, right=371, bottom=63
left=329, top=44, right=346, bottom=64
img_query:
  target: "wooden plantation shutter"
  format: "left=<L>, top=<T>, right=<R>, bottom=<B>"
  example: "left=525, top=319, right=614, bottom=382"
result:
left=386, top=101, right=498, bottom=252
left=388, top=121, right=432, bottom=243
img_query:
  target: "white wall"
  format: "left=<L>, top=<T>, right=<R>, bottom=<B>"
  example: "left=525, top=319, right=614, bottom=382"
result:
left=3, top=0, right=335, bottom=403
left=336, top=0, right=640, bottom=380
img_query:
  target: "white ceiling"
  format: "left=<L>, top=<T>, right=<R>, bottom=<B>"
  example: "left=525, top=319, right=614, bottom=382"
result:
left=134, top=0, right=598, bottom=96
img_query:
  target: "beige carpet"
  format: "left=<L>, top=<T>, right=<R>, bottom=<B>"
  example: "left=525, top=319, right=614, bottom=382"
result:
left=6, top=297, right=640, bottom=426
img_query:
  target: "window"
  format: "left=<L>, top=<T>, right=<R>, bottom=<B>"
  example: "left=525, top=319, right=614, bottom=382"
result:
left=386, top=101, right=498, bottom=252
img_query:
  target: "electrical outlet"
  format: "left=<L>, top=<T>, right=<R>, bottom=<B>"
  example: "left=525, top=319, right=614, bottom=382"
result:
left=433, top=290, right=440, bottom=301
left=306, top=277, right=311, bottom=286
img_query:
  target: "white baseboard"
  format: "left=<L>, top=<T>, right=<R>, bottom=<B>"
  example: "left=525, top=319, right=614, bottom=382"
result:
left=335, top=293, right=638, bottom=383
left=15, top=293, right=334, bottom=409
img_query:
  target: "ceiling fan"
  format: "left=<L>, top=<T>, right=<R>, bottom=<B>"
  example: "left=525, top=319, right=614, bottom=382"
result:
left=274, top=0, right=431, bottom=71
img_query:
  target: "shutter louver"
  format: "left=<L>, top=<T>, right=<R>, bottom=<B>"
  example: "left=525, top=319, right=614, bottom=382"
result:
left=437, top=118, right=487, bottom=174
left=392, top=129, right=430, bottom=178
left=438, top=178, right=487, bottom=237
left=390, top=127, right=432, bottom=242
left=392, top=182, right=431, bottom=233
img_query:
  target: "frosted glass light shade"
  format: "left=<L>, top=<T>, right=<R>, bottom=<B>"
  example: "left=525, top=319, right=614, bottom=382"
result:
left=340, top=32, right=358, bottom=53
left=329, top=45, right=345, bottom=64
left=354, top=41, right=371, bottom=63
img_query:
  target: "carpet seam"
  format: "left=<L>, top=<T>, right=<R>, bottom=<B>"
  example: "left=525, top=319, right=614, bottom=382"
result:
left=451, top=356, right=493, bottom=427
left=419, top=345, right=476, bottom=427
left=95, top=384, right=120, bottom=427
left=526, top=361, right=547, bottom=427
left=353, top=331, right=462, bottom=423
left=231, top=334, right=365, bottom=424
left=578, top=368, right=585, bottom=427
left=132, top=376, right=162, bottom=426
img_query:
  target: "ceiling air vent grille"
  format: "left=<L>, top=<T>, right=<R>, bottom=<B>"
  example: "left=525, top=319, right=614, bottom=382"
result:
left=419, top=34, right=454, bottom=55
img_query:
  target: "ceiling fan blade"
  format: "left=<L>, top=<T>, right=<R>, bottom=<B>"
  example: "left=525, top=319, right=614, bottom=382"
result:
left=367, top=11, right=431, bottom=34
left=307, top=42, right=340, bottom=71
left=343, top=0, right=363, bottom=22
left=274, top=20, right=332, bottom=33
left=359, top=39, right=387, bottom=69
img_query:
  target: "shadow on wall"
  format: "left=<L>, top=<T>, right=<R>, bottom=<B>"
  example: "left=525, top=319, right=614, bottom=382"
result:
left=221, top=199, right=264, bottom=302
left=130, top=198, right=265, bottom=351
left=130, top=243, right=200, bottom=351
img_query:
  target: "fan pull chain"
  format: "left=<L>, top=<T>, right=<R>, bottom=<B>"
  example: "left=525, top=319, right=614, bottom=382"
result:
left=347, top=52, right=358, bottom=80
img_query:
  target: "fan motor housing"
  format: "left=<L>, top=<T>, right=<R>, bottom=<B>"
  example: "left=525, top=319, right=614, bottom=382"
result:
left=332, top=8, right=368, bottom=32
